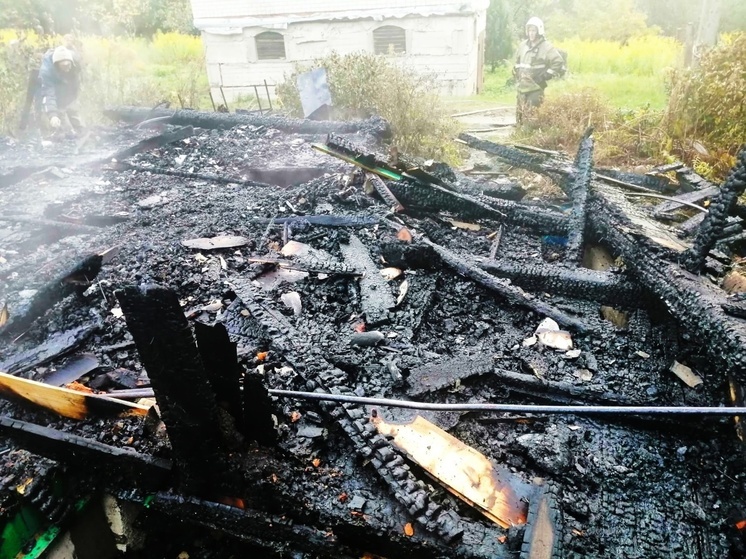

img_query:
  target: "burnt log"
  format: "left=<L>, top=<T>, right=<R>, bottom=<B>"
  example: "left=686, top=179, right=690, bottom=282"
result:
left=0, top=254, right=103, bottom=338
left=367, top=173, right=404, bottom=211
left=116, top=285, right=225, bottom=492
left=421, top=238, right=597, bottom=333
left=588, top=183, right=746, bottom=376
left=0, top=415, right=171, bottom=483
left=682, top=148, right=746, bottom=273
left=102, top=125, right=194, bottom=164
left=653, top=185, right=720, bottom=218
left=477, top=259, right=645, bottom=306
left=104, top=106, right=390, bottom=137
left=566, top=129, right=594, bottom=262
left=113, top=161, right=273, bottom=188
left=0, top=322, right=100, bottom=374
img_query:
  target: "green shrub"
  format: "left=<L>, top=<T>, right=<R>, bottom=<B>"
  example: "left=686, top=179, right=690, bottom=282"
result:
left=513, top=88, right=665, bottom=166
left=663, top=32, right=746, bottom=178
left=276, top=51, right=461, bottom=164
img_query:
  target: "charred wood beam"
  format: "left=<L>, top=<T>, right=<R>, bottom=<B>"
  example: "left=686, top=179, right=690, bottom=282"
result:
left=460, top=134, right=673, bottom=194
left=101, top=125, right=194, bottom=164
left=0, top=415, right=171, bottom=484
left=681, top=149, right=746, bottom=273
left=0, top=322, right=100, bottom=374
left=0, top=254, right=103, bottom=338
left=367, top=173, right=404, bottom=212
left=248, top=214, right=379, bottom=228
left=113, top=161, right=272, bottom=188
left=477, top=259, right=645, bottom=306
left=677, top=166, right=720, bottom=192
left=588, top=184, right=746, bottom=376
left=385, top=180, right=569, bottom=234
left=421, top=238, right=597, bottom=333
left=566, top=129, right=594, bottom=262
left=116, top=284, right=225, bottom=492
left=104, top=106, right=390, bottom=137
left=653, top=185, right=720, bottom=218
left=458, top=133, right=568, bottom=183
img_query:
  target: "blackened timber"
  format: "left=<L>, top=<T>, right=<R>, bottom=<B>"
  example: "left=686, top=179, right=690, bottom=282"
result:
left=477, top=259, right=644, bottom=306
left=114, top=161, right=273, bottom=188
left=682, top=149, right=746, bottom=273
left=102, top=126, right=194, bottom=163
left=248, top=214, right=379, bottom=227
left=194, top=322, right=244, bottom=433
left=385, top=179, right=569, bottom=234
left=566, top=130, right=594, bottom=262
left=0, top=416, right=171, bottom=483
left=595, top=168, right=673, bottom=193
left=423, top=239, right=595, bottom=333
left=367, top=173, right=404, bottom=211
left=459, top=133, right=570, bottom=183
left=339, top=234, right=396, bottom=325
left=0, top=254, right=103, bottom=338
left=104, top=106, right=390, bottom=137
left=116, top=285, right=224, bottom=491
left=588, top=183, right=746, bottom=376
left=0, top=322, right=100, bottom=374
left=653, top=186, right=720, bottom=218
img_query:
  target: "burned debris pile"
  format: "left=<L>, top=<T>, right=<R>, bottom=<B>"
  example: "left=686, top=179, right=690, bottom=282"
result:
left=1, top=108, right=746, bottom=558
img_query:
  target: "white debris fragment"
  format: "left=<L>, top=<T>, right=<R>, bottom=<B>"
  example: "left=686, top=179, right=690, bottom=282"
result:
left=281, top=291, right=303, bottom=315
left=535, top=317, right=573, bottom=350
left=670, top=361, right=703, bottom=388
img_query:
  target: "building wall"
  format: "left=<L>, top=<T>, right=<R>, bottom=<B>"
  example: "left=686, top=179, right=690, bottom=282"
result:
left=191, top=0, right=477, bottom=21
left=202, top=13, right=485, bottom=102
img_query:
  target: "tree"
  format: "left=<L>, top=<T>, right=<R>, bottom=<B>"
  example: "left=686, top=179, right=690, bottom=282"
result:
left=485, top=0, right=514, bottom=70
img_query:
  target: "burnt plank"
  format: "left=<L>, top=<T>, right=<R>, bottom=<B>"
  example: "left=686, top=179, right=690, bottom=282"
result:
left=116, top=284, right=225, bottom=490
left=104, top=106, right=390, bottom=137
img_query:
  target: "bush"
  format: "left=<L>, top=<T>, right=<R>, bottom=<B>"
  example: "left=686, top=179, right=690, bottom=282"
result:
left=513, top=88, right=665, bottom=166
left=663, top=33, right=746, bottom=180
left=276, top=51, right=461, bottom=164
left=0, top=30, right=209, bottom=135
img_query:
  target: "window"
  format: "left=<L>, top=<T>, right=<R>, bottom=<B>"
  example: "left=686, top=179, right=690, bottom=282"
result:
left=373, top=26, right=406, bottom=55
left=255, top=31, right=286, bottom=60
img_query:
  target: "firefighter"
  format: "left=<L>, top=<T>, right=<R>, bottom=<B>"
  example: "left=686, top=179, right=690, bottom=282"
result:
left=513, top=17, right=565, bottom=124
left=37, top=45, right=84, bottom=135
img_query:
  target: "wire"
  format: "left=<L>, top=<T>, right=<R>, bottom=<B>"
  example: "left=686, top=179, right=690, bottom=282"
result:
left=106, top=388, right=746, bottom=416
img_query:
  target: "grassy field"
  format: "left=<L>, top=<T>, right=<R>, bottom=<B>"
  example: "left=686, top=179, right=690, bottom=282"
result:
left=475, top=35, right=682, bottom=111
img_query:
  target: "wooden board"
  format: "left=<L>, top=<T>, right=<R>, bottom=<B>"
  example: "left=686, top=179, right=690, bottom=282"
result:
left=0, top=370, right=150, bottom=420
left=374, top=415, right=532, bottom=528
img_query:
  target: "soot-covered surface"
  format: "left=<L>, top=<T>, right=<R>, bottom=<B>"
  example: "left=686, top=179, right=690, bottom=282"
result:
left=1, top=121, right=745, bottom=559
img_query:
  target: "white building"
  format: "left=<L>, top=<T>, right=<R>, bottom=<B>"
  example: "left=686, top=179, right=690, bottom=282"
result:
left=189, top=0, right=490, bottom=103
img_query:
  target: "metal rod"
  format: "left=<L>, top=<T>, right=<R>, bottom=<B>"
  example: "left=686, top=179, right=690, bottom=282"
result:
left=624, top=192, right=710, bottom=213
left=264, top=80, right=273, bottom=111
left=254, top=85, right=263, bottom=114
left=595, top=173, right=660, bottom=194
left=106, top=388, right=746, bottom=416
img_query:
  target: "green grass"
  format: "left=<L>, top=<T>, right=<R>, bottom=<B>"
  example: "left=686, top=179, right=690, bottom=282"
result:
left=477, top=35, right=681, bottom=111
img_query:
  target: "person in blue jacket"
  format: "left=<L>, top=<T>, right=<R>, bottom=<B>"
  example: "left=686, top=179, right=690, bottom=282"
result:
left=37, top=45, right=83, bottom=134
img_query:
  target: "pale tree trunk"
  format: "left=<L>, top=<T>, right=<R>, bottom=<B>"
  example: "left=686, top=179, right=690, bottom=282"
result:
left=694, top=0, right=722, bottom=66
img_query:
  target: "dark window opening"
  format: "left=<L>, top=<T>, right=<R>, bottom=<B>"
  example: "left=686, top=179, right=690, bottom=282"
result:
left=373, top=26, right=406, bottom=55
left=256, top=31, right=286, bottom=60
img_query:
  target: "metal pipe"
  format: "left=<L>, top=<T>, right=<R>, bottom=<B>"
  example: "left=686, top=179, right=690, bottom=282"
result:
left=107, top=388, right=746, bottom=416
left=625, top=192, right=710, bottom=213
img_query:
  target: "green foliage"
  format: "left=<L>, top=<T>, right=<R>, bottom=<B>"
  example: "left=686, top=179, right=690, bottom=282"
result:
left=513, top=88, right=665, bottom=165
left=0, top=0, right=196, bottom=37
left=664, top=32, right=746, bottom=171
left=485, top=0, right=515, bottom=70
left=546, top=0, right=655, bottom=41
left=0, top=30, right=209, bottom=134
left=276, top=52, right=461, bottom=164
left=557, top=35, right=680, bottom=76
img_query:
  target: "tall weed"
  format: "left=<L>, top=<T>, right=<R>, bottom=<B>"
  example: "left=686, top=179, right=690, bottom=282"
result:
left=277, top=52, right=461, bottom=164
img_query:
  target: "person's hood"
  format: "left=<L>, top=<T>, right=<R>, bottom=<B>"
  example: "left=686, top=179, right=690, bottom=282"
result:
left=525, top=16, right=545, bottom=38
left=52, top=46, right=74, bottom=64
